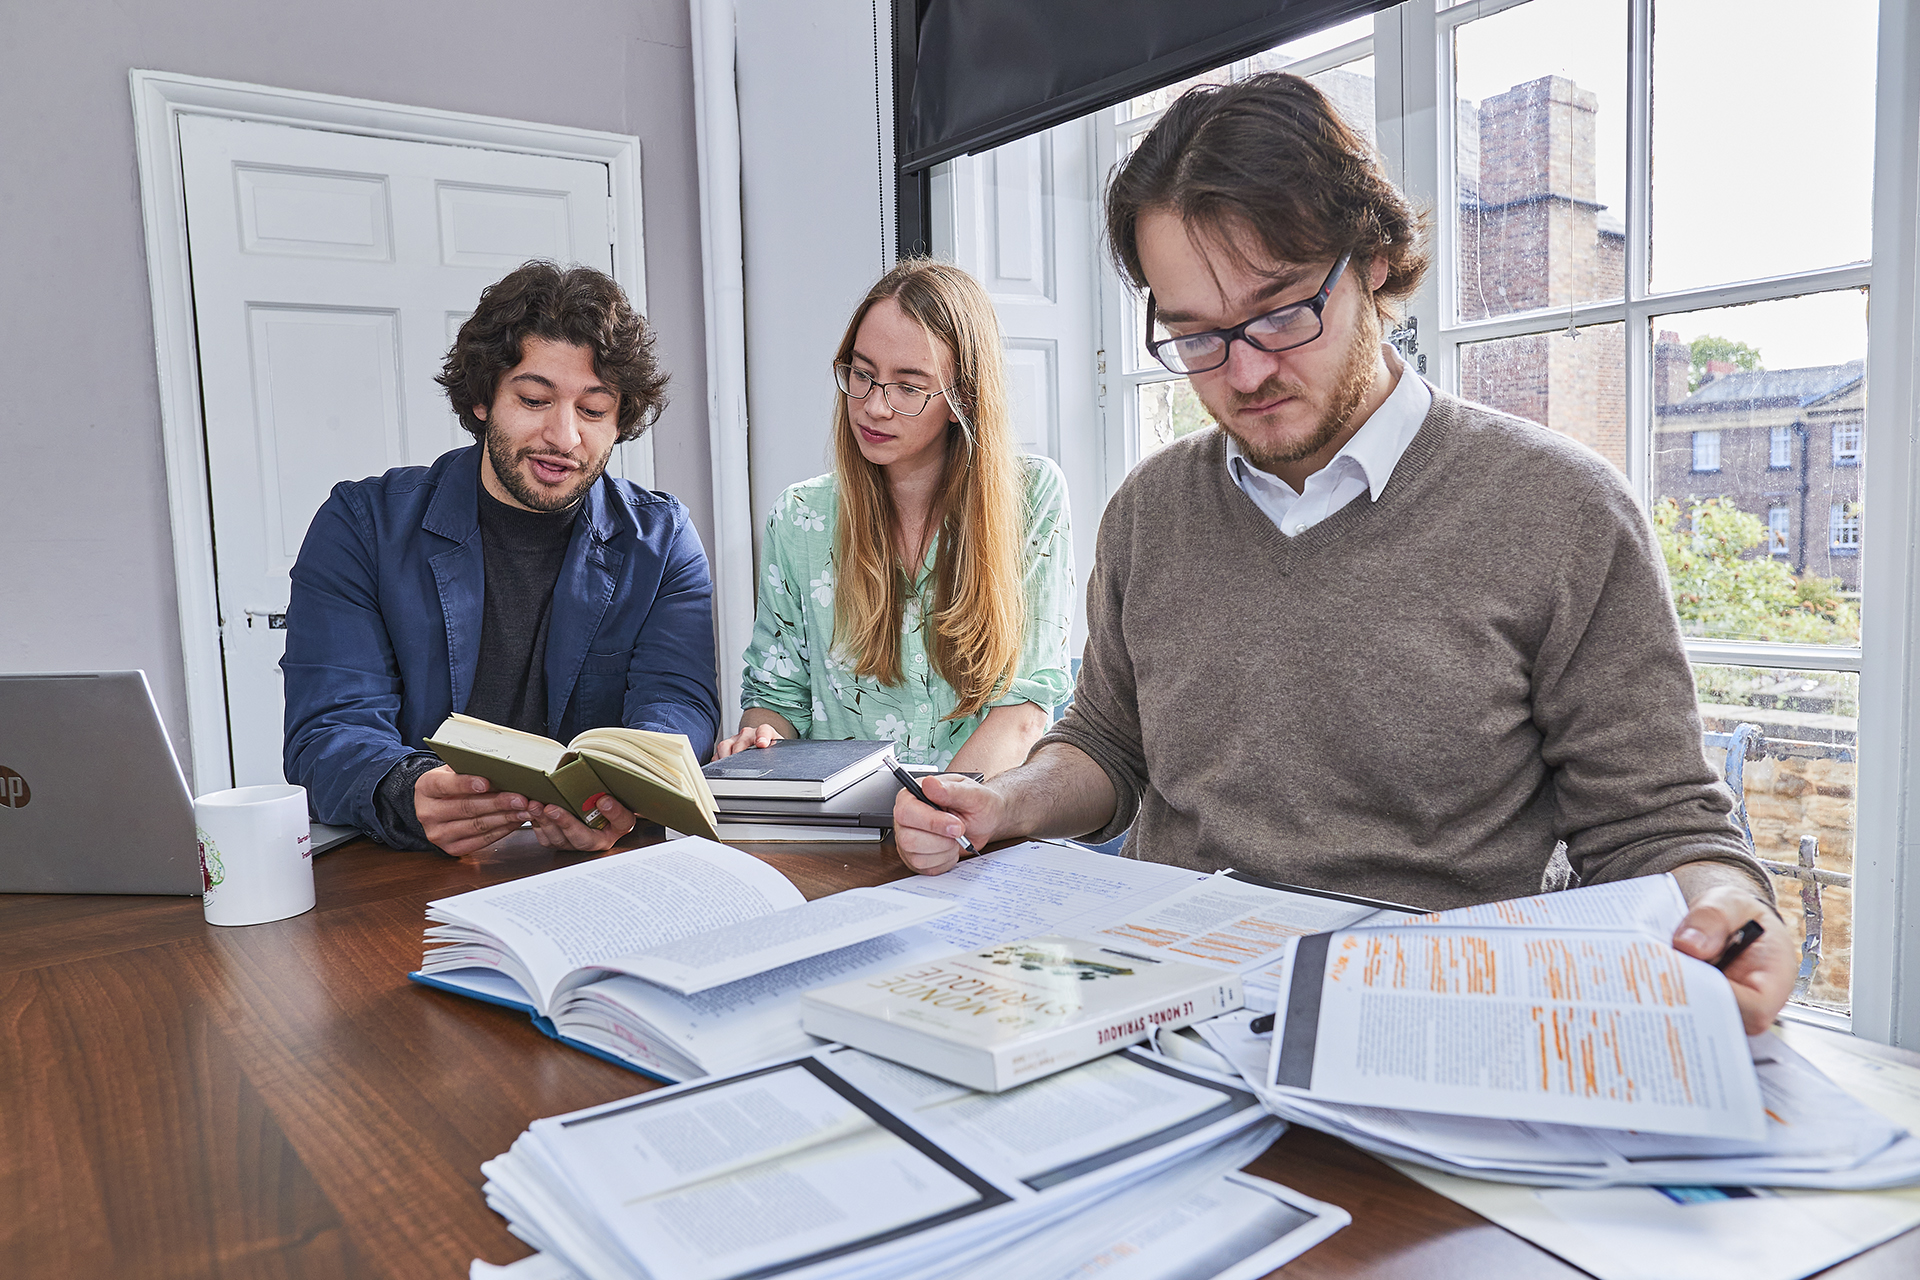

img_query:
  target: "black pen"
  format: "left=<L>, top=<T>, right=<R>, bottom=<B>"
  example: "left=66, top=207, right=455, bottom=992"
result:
left=1715, top=919, right=1764, bottom=971
left=886, top=757, right=978, bottom=854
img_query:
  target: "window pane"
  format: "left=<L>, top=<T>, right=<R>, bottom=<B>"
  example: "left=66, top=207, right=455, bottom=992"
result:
left=1137, top=378, right=1211, bottom=459
left=1126, top=68, right=1232, bottom=120
left=1458, top=322, right=1626, bottom=472
left=1696, top=664, right=1857, bottom=1014
left=1249, top=14, right=1374, bottom=70
left=1650, top=0, right=1876, bottom=293
left=1651, top=292, right=1866, bottom=643
left=1307, top=57, right=1377, bottom=151
left=1453, top=0, right=1627, bottom=321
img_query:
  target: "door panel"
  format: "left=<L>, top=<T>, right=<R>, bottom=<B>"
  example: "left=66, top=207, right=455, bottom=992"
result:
left=180, top=114, right=613, bottom=787
left=944, top=122, right=1100, bottom=654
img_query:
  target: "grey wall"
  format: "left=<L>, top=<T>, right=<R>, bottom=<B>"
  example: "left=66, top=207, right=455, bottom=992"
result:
left=0, top=0, right=713, bottom=781
left=736, top=0, right=893, bottom=529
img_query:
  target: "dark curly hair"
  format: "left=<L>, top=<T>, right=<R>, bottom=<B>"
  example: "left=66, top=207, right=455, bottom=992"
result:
left=437, top=261, right=668, bottom=443
left=1106, top=73, right=1428, bottom=321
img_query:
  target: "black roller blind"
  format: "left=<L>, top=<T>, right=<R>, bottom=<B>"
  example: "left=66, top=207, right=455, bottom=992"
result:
left=901, top=0, right=1395, bottom=174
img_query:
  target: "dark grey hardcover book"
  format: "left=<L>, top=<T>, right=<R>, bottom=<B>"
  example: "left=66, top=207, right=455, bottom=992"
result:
left=701, top=738, right=896, bottom=800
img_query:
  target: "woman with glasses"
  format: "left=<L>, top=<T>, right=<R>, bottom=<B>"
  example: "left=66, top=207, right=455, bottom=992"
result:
left=714, top=259, right=1073, bottom=775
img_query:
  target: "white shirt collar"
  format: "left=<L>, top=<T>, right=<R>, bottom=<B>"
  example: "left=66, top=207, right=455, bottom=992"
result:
left=1226, top=345, right=1432, bottom=500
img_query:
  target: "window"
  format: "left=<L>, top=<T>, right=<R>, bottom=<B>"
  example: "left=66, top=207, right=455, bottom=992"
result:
left=1770, top=425, right=1793, bottom=469
left=1768, top=505, right=1790, bottom=556
left=1831, top=502, right=1862, bottom=553
left=1834, top=420, right=1863, bottom=464
left=1691, top=430, right=1720, bottom=472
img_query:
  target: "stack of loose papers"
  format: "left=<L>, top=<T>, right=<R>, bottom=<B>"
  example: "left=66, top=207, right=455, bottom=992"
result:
left=477, top=1045, right=1347, bottom=1280
left=1200, top=876, right=1920, bottom=1190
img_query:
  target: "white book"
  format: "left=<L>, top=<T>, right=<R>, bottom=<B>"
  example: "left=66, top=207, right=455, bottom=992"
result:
left=801, top=935, right=1245, bottom=1091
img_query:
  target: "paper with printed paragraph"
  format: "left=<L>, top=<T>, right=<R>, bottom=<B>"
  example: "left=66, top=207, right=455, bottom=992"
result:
left=1269, top=925, right=1767, bottom=1141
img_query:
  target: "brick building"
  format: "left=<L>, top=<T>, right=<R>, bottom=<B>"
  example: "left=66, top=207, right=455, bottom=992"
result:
left=1455, top=75, right=1627, bottom=471
left=1451, top=74, right=1862, bottom=592
left=1653, top=350, right=1865, bottom=589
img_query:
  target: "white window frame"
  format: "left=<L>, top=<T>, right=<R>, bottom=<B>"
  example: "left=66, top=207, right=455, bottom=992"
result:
left=1771, top=424, right=1794, bottom=468
left=1691, top=430, right=1721, bottom=472
left=1834, top=419, right=1864, bottom=464
left=1832, top=502, right=1864, bottom=552
left=1083, top=0, right=1920, bottom=1047
left=1768, top=504, right=1791, bottom=555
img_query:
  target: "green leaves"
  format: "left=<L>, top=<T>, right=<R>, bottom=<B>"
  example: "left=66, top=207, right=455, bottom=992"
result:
left=1653, top=497, right=1860, bottom=644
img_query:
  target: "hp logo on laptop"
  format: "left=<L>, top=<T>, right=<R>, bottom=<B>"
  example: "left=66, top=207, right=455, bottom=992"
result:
left=0, top=767, right=29, bottom=808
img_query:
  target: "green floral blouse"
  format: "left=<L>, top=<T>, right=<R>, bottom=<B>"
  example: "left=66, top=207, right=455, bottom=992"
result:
left=739, top=457, right=1075, bottom=767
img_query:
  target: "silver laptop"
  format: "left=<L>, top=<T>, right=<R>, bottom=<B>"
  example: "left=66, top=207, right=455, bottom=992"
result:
left=0, top=671, right=201, bottom=894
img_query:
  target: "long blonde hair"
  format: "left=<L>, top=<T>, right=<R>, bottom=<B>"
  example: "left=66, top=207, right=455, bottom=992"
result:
left=831, top=260, right=1026, bottom=720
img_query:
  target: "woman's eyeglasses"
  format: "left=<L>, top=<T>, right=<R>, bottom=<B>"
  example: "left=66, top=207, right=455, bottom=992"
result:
left=834, top=364, right=953, bottom=416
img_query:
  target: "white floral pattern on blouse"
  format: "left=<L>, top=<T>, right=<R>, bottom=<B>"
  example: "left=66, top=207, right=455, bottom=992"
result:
left=739, top=457, right=1075, bottom=767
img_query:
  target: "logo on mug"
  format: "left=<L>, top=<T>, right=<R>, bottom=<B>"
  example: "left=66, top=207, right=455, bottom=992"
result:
left=197, top=827, right=226, bottom=899
left=0, top=767, right=29, bottom=808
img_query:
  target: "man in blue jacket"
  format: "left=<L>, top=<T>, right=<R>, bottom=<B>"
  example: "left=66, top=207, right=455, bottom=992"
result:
left=283, top=262, right=721, bottom=856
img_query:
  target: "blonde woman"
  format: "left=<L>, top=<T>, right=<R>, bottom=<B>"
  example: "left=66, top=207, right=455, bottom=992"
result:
left=715, top=260, right=1074, bottom=776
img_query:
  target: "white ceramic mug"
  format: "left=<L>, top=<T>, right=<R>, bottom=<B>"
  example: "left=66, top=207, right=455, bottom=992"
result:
left=195, top=783, right=316, bottom=927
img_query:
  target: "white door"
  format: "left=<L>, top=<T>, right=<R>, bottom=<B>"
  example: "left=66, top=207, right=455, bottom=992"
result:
left=179, top=115, right=618, bottom=787
left=935, top=120, right=1102, bottom=652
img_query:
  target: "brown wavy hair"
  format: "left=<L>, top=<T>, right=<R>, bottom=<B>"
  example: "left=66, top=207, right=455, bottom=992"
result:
left=437, top=260, right=668, bottom=443
left=831, top=261, right=1026, bottom=720
left=1106, top=73, right=1428, bottom=321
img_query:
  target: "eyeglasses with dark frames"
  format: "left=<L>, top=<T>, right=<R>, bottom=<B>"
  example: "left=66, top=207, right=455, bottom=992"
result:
left=833, top=364, right=953, bottom=416
left=1144, top=252, right=1352, bottom=375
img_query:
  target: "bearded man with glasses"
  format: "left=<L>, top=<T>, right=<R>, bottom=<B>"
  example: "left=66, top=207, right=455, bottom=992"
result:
left=894, top=73, right=1794, bottom=1036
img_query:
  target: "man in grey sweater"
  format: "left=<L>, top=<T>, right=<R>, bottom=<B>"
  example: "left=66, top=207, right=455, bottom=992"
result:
left=893, top=73, right=1794, bottom=1033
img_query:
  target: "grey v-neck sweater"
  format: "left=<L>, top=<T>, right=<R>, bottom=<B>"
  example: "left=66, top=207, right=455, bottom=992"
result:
left=1041, top=391, right=1764, bottom=910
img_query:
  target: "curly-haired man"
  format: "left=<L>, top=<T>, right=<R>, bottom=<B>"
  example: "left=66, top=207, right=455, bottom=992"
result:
left=283, top=262, right=720, bottom=855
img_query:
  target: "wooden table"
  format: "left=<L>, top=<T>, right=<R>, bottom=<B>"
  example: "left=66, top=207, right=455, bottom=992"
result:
left=4, top=835, right=1917, bottom=1279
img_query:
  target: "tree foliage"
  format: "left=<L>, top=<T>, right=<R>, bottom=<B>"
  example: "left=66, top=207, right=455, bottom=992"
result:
left=1652, top=497, right=1860, bottom=645
left=1687, top=335, right=1764, bottom=393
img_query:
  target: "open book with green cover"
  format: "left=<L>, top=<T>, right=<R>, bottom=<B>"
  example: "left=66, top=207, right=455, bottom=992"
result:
left=423, top=713, right=718, bottom=840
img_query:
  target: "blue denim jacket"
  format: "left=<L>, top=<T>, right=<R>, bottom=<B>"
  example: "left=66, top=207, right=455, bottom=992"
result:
left=282, top=445, right=721, bottom=844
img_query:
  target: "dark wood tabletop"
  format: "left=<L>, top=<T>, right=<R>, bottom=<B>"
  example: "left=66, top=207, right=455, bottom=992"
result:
left=4, top=834, right=1917, bottom=1279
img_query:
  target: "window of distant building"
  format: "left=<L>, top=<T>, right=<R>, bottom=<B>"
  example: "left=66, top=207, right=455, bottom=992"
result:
left=1834, top=420, right=1863, bottom=465
left=1831, top=502, right=1862, bottom=553
left=1770, top=425, right=1794, bottom=468
left=1691, top=431, right=1721, bottom=472
left=1768, top=505, right=1791, bottom=555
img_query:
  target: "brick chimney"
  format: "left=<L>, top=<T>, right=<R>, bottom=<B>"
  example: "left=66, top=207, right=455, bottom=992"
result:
left=1654, top=330, right=1689, bottom=405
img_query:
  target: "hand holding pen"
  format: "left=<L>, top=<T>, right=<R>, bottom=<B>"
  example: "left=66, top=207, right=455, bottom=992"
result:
left=886, top=757, right=978, bottom=854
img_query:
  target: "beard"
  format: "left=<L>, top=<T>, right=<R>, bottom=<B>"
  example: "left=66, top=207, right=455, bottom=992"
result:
left=1212, top=306, right=1383, bottom=475
left=485, top=424, right=611, bottom=512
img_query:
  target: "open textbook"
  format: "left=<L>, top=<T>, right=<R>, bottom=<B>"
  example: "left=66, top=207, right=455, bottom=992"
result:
left=1257, top=873, right=1769, bottom=1141
left=1196, top=875, right=1920, bottom=1191
left=413, top=838, right=1392, bottom=1083
left=476, top=1044, right=1330, bottom=1280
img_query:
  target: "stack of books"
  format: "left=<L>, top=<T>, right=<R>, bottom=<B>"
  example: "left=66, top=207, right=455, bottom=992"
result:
left=700, top=739, right=902, bottom=843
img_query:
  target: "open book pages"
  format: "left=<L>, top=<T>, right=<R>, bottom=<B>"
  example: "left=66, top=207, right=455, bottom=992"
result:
left=478, top=1044, right=1287, bottom=1280
left=1259, top=874, right=1767, bottom=1141
left=416, top=839, right=949, bottom=1012
left=429, top=713, right=571, bottom=770
left=417, top=840, right=1454, bottom=1085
